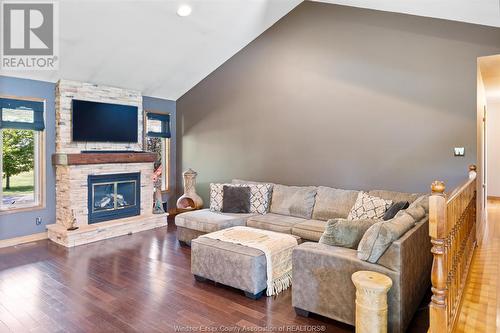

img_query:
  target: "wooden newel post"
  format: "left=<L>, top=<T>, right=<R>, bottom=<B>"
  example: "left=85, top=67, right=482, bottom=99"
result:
left=469, top=164, right=477, bottom=179
left=352, top=271, right=393, bottom=333
left=429, top=180, right=448, bottom=333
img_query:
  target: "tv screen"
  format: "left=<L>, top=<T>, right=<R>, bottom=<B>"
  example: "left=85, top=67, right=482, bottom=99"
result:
left=72, top=100, right=138, bottom=143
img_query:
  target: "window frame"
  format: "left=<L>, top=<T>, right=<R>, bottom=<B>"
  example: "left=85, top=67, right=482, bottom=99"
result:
left=0, top=95, right=46, bottom=214
left=144, top=110, right=170, bottom=193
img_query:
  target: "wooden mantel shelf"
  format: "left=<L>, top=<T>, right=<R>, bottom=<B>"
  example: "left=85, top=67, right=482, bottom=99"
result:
left=52, top=152, right=157, bottom=166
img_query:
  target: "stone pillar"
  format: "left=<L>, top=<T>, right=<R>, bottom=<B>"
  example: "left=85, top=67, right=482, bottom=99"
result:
left=351, top=271, right=393, bottom=333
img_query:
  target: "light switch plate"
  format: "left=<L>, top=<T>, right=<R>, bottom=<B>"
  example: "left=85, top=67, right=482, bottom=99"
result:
left=454, top=147, right=465, bottom=156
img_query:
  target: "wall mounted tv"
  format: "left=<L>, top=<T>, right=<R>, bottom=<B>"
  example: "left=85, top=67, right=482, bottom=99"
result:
left=72, top=99, right=138, bottom=143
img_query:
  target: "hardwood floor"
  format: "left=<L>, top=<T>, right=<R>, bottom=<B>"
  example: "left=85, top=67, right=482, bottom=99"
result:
left=455, top=200, right=500, bottom=332
left=0, top=220, right=428, bottom=333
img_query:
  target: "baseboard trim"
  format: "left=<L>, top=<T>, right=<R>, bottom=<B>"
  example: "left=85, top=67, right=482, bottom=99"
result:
left=488, top=196, right=500, bottom=201
left=0, top=232, right=48, bottom=249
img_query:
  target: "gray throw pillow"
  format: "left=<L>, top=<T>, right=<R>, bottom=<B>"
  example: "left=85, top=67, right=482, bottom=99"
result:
left=396, top=205, right=426, bottom=221
left=357, top=211, right=416, bottom=263
left=319, top=218, right=379, bottom=249
left=222, top=185, right=251, bottom=213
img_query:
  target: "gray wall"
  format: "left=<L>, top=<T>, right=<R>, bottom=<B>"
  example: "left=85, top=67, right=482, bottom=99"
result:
left=177, top=2, right=500, bottom=203
left=0, top=76, right=176, bottom=241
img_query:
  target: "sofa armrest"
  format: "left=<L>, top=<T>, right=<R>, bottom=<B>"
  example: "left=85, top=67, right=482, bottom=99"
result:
left=377, top=217, right=432, bottom=330
left=292, top=242, right=401, bottom=331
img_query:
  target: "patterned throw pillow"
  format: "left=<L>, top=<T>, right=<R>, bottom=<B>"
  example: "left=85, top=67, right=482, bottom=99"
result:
left=347, top=192, right=392, bottom=220
left=210, top=183, right=272, bottom=214
left=209, top=183, right=228, bottom=212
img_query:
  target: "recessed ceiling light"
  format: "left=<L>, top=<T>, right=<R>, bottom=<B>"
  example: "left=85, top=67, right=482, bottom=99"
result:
left=177, top=4, right=192, bottom=17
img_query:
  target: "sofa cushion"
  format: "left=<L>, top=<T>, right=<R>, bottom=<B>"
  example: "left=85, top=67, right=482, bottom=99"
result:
left=247, top=213, right=305, bottom=234
left=175, top=209, right=256, bottom=233
left=270, top=185, right=317, bottom=219
left=291, top=219, right=327, bottom=241
left=347, top=192, right=392, bottom=220
left=311, top=186, right=359, bottom=221
left=210, top=183, right=273, bottom=214
left=319, top=218, right=380, bottom=249
left=357, top=211, right=416, bottom=263
left=367, top=190, right=420, bottom=204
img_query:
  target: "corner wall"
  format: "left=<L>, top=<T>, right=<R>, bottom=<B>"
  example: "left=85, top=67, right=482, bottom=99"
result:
left=0, top=75, right=176, bottom=241
left=177, top=2, right=500, bottom=203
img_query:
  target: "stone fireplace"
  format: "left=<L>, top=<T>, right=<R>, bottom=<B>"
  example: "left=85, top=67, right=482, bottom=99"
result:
left=46, top=80, right=168, bottom=247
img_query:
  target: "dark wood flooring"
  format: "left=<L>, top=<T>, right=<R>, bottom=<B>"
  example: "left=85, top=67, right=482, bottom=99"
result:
left=0, top=220, right=429, bottom=333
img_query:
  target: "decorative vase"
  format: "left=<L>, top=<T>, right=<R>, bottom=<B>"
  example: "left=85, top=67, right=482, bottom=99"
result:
left=176, top=168, right=203, bottom=210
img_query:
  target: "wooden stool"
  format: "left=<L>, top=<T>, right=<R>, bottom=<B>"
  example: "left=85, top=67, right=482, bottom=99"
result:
left=352, top=271, right=393, bottom=333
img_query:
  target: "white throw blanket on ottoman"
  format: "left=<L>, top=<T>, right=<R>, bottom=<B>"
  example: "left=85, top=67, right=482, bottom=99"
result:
left=200, top=226, right=298, bottom=296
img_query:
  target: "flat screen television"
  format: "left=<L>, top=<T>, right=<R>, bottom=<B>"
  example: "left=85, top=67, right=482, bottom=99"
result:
left=72, top=99, right=138, bottom=143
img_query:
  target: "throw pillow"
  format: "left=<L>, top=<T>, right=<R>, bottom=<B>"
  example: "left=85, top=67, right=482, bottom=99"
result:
left=409, top=195, right=430, bottom=213
left=210, top=183, right=272, bottom=214
left=222, top=185, right=251, bottom=213
left=357, top=211, right=416, bottom=263
left=319, top=218, right=380, bottom=249
left=248, top=183, right=273, bottom=214
left=347, top=192, right=392, bottom=220
left=396, top=204, right=426, bottom=221
left=383, top=201, right=409, bottom=220
left=209, top=183, right=229, bottom=212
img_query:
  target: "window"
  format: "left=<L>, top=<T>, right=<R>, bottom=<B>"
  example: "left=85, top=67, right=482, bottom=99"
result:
left=144, top=111, right=171, bottom=192
left=0, top=97, right=45, bottom=211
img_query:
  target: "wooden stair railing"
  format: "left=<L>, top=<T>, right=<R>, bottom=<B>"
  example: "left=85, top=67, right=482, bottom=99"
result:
left=429, top=165, right=477, bottom=333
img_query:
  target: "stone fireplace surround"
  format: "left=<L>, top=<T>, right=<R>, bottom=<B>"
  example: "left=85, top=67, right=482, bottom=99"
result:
left=46, top=80, right=168, bottom=247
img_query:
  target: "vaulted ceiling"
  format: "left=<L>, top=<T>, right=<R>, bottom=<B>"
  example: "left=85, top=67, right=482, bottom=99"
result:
left=1, top=0, right=303, bottom=100
left=313, top=0, right=500, bottom=28
left=2, top=0, right=499, bottom=101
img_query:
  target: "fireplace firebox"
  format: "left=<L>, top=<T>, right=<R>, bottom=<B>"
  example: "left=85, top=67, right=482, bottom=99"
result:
left=88, top=172, right=141, bottom=224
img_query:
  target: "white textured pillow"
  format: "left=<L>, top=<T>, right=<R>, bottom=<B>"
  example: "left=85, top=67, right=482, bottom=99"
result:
left=347, top=192, right=392, bottom=220
left=209, top=183, right=272, bottom=214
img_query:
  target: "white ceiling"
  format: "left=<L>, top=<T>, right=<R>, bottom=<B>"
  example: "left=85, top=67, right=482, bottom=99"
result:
left=1, top=0, right=302, bottom=100
left=2, top=0, right=499, bottom=101
left=313, top=0, right=500, bottom=27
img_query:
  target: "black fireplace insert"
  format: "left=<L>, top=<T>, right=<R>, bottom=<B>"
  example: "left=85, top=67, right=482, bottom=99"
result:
left=87, top=172, right=141, bottom=224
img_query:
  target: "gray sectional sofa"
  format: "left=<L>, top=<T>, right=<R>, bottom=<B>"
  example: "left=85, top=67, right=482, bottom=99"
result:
left=175, top=180, right=432, bottom=333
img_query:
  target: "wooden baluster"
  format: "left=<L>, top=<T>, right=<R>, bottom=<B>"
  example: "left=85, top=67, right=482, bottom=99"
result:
left=469, top=164, right=477, bottom=246
left=429, top=180, right=448, bottom=333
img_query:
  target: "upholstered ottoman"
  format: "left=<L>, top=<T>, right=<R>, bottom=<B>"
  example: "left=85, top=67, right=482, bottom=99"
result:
left=191, top=230, right=301, bottom=299
left=175, top=209, right=256, bottom=245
